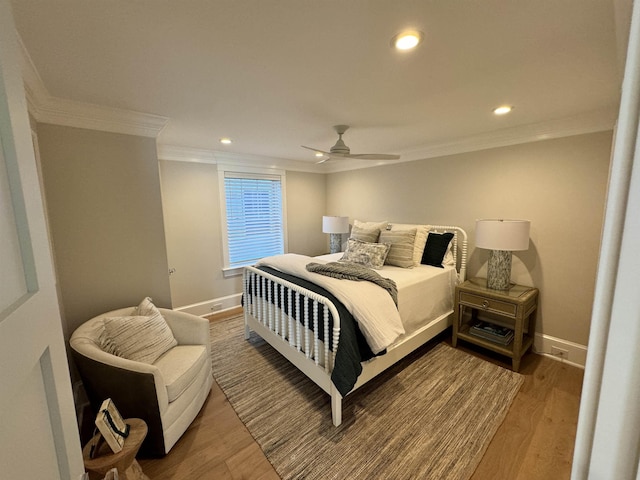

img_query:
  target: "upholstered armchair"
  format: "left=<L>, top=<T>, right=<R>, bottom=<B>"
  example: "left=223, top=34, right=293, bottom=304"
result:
left=70, top=306, right=213, bottom=457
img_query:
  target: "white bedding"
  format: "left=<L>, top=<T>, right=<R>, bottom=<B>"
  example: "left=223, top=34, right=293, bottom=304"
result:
left=316, top=253, right=458, bottom=337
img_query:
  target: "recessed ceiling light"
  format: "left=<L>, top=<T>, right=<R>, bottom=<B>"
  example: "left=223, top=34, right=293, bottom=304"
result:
left=315, top=152, right=324, bottom=158
left=220, top=138, right=232, bottom=144
left=391, top=30, right=424, bottom=50
left=493, top=105, right=513, bottom=115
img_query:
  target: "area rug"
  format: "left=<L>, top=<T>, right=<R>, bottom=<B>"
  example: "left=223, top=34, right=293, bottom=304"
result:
left=210, top=315, right=524, bottom=480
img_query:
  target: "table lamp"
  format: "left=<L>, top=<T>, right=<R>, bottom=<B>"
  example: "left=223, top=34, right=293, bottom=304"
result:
left=323, top=216, right=349, bottom=254
left=475, top=219, right=531, bottom=290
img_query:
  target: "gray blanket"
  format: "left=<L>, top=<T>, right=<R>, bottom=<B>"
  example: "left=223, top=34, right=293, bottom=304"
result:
left=306, top=261, right=398, bottom=306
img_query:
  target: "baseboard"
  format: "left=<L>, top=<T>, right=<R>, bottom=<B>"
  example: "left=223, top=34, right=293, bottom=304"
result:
left=533, top=332, right=587, bottom=369
left=176, top=295, right=588, bottom=369
left=175, top=293, right=243, bottom=317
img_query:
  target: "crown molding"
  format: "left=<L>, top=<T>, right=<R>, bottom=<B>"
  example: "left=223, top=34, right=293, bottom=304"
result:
left=18, top=32, right=168, bottom=138
left=323, top=108, right=617, bottom=173
left=157, top=144, right=325, bottom=173
left=401, top=108, right=617, bottom=162
left=30, top=96, right=169, bottom=138
left=157, top=145, right=218, bottom=164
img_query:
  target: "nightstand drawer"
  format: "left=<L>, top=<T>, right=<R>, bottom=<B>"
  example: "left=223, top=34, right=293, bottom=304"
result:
left=459, top=292, right=517, bottom=317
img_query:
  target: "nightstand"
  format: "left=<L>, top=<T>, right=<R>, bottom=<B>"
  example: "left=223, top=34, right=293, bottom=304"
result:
left=452, top=277, right=538, bottom=372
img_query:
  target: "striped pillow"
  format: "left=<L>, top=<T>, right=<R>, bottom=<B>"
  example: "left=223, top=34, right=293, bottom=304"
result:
left=379, top=229, right=417, bottom=268
left=349, top=225, right=380, bottom=243
left=100, top=299, right=177, bottom=364
left=132, top=296, right=163, bottom=317
left=390, top=223, right=431, bottom=266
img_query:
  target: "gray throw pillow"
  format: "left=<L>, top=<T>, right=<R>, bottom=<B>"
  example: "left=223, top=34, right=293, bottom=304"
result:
left=340, top=238, right=390, bottom=269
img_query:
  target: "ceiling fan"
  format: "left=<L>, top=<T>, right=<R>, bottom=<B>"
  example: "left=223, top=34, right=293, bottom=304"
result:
left=302, top=125, right=401, bottom=163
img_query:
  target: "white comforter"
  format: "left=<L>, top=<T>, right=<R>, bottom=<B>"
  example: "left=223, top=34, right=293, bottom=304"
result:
left=255, top=253, right=405, bottom=354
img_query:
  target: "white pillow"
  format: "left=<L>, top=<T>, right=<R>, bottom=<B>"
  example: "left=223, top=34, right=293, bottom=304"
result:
left=354, top=219, right=388, bottom=232
left=390, top=223, right=430, bottom=266
left=443, top=243, right=455, bottom=266
left=99, top=298, right=177, bottom=364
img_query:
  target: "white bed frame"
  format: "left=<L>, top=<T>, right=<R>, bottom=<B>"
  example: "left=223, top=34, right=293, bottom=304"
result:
left=243, top=226, right=467, bottom=426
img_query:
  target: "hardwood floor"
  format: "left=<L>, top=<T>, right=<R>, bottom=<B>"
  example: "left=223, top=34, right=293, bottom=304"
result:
left=139, top=379, right=279, bottom=480
left=139, top=312, right=584, bottom=480
left=456, top=342, right=584, bottom=480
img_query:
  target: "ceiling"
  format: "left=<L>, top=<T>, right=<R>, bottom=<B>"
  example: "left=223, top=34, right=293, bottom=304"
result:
left=10, top=0, right=629, bottom=171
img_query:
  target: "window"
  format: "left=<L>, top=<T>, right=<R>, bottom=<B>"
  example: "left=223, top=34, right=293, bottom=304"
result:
left=219, top=167, right=286, bottom=274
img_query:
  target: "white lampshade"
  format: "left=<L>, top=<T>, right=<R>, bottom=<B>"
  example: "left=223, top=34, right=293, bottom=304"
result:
left=475, top=219, right=530, bottom=251
left=322, top=216, right=350, bottom=234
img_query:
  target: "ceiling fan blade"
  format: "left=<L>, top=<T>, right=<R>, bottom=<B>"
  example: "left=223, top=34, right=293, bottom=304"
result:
left=345, top=153, right=401, bottom=160
left=301, top=145, right=331, bottom=155
left=315, top=157, right=331, bottom=164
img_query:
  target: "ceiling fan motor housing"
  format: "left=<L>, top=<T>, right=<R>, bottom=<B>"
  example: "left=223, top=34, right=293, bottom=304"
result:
left=330, top=137, right=350, bottom=155
left=330, top=125, right=351, bottom=154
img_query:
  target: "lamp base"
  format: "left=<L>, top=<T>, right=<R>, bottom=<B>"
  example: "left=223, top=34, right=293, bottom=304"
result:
left=329, top=233, right=343, bottom=254
left=487, top=250, right=512, bottom=290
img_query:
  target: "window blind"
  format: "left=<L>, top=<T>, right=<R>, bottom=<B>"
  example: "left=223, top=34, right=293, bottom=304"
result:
left=224, top=173, right=284, bottom=267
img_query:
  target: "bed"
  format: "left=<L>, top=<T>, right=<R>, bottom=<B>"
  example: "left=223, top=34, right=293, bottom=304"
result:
left=242, top=223, right=468, bottom=426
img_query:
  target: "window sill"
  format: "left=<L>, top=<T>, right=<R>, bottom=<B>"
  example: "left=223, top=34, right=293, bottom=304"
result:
left=222, top=266, right=245, bottom=278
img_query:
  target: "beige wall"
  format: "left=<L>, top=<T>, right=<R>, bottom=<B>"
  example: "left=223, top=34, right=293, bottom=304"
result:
left=284, top=170, right=327, bottom=256
left=159, top=160, right=327, bottom=308
left=159, top=160, right=237, bottom=307
left=327, top=131, right=613, bottom=346
left=36, top=121, right=611, bottom=348
left=36, top=124, right=172, bottom=336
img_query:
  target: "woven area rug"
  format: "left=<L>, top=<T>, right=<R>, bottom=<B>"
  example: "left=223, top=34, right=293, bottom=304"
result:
left=210, top=315, right=524, bottom=480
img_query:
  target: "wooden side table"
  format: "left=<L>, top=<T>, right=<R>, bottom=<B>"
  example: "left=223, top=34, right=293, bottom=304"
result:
left=452, top=277, right=538, bottom=372
left=82, top=418, right=150, bottom=480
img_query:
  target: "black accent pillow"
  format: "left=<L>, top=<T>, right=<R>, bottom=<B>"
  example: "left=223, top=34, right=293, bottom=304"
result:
left=421, top=232, right=454, bottom=268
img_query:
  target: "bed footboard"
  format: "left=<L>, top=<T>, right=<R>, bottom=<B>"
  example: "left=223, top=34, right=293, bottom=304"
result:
left=243, top=266, right=344, bottom=425
left=242, top=225, right=468, bottom=427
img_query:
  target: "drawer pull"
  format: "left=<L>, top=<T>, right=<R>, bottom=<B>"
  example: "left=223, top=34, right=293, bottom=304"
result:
left=482, top=300, right=489, bottom=310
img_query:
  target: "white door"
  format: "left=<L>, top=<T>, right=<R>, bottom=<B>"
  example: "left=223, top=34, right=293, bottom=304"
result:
left=0, top=0, right=85, bottom=478
left=571, top=1, right=640, bottom=478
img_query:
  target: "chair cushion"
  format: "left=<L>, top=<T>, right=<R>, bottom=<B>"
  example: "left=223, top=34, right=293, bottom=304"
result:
left=154, top=345, right=208, bottom=403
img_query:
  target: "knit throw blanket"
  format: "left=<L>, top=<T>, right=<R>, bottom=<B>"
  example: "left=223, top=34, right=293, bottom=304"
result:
left=306, top=262, right=398, bottom=306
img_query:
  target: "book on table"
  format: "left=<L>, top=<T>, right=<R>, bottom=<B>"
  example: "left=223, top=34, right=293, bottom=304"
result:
left=94, top=398, right=130, bottom=453
left=469, top=321, right=514, bottom=345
